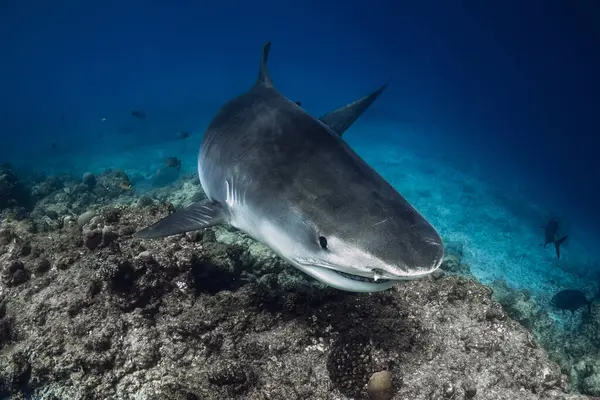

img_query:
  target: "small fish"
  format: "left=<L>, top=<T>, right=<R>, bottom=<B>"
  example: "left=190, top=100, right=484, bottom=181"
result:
left=165, top=157, right=182, bottom=172
left=541, top=218, right=568, bottom=259
left=294, top=101, right=302, bottom=107
left=176, top=131, right=190, bottom=139
left=119, top=181, right=133, bottom=190
left=100, top=116, right=107, bottom=122
left=551, top=289, right=596, bottom=313
left=131, top=109, right=146, bottom=119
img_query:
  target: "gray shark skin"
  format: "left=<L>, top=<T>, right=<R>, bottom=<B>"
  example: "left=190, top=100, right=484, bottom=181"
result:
left=136, top=41, right=444, bottom=292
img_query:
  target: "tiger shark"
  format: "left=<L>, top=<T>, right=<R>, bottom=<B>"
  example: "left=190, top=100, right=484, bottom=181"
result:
left=136, top=41, right=444, bottom=292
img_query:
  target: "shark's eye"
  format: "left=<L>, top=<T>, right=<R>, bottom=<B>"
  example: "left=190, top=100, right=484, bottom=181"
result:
left=318, top=236, right=328, bottom=249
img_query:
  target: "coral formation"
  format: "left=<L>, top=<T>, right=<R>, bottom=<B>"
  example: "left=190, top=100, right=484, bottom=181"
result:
left=1, top=165, right=599, bottom=399
left=491, top=279, right=600, bottom=396
left=0, top=163, right=31, bottom=215
left=439, top=241, right=472, bottom=277
left=0, top=201, right=586, bottom=400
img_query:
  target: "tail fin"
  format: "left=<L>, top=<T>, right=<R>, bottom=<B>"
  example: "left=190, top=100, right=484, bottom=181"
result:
left=554, top=236, right=568, bottom=259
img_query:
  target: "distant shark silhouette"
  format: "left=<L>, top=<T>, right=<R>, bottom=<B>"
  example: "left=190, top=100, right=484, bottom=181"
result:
left=542, top=218, right=568, bottom=259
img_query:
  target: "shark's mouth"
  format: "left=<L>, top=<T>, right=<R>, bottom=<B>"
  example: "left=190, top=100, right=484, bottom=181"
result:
left=292, top=258, right=397, bottom=291
left=333, top=270, right=390, bottom=284
left=292, top=261, right=398, bottom=292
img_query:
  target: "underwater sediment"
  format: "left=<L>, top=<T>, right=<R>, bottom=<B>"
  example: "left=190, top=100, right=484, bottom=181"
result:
left=0, top=170, right=592, bottom=399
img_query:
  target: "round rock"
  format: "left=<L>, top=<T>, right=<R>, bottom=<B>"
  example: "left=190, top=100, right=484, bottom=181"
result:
left=77, top=211, right=96, bottom=228
left=367, top=370, right=394, bottom=400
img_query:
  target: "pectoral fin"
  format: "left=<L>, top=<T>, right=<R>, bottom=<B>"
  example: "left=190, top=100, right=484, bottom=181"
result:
left=135, top=199, right=227, bottom=238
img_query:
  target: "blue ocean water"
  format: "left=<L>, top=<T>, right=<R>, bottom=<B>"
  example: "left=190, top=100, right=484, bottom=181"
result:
left=1, top=0, right=599, bottom=395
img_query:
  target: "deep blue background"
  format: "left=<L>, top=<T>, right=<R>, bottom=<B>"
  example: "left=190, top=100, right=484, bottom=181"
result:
left=0, top=0, right=598, bottom=228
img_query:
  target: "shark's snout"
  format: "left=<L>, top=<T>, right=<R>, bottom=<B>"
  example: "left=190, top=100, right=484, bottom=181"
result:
left=421, top=235, right=445, bottom=271
left=390, top=228, right=444, bottom=278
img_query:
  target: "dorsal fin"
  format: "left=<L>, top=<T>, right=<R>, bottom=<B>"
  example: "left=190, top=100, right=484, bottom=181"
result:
left=318, top=82, right=389, bottom=136
left=256, top=41, right=274, bottom=88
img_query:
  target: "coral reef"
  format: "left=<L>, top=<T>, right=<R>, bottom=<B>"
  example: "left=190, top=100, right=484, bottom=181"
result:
left=439, top=241, right=473, bottom=277
left=0, top=202, right=586, bottom=400
left=3, top=168, right=203, bottom=236
left=0, top=163, right=31, bottom=216
left=492, top=279, right=600, bottom=396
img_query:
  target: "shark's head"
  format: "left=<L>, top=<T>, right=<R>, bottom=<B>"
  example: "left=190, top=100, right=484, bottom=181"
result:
left=258, top=193, right=444, bottom=293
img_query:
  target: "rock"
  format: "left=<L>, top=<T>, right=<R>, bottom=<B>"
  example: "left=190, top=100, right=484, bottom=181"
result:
left=102, top=227, right=119, bottom=246
left=77, top=211, right=96, bottom=228
left=1, top=260, right=29, bottom=286
left=492, top=280, right=540, bottom=330
left=208, top=360, right=255, bottom=396
left=186, top=231, right=202, bottom=242
left=462, top=379, right=477, bottom=399
left=63, top=215, right=74, bottom=226
left=56, top=256, right=76, bottom=271
left=442, top=381, right=455, bottom=398
left=82, top=172, right=96, bottom=187
left=0, top=205, right=588, bottom=400
left=19, top=242, right=32, bottom=257
left=367, top=370, right=394, bottom=400
left=34, top=259, right=51, bottom=274
left=45, top=209, right=59, bottom=220
left=137, top=195, right=154, bottom=207
left=0, top=164, right=31, bottom=210
left=83, top=230, right=102, bottom=250
left=440, top=254, right=471, bottom=276
left=104, top=207, right=121, bottom=223
left=136, top=251, right=155, bottom=263
left=582, top=372, right=600, bottom=396
left=34, top=177, right=63, bottom=197
left=0, top=318, right=12, bottom=349
left=120, top=225, right=136, bottom=236
left=0, top=229, right=12, bottom=245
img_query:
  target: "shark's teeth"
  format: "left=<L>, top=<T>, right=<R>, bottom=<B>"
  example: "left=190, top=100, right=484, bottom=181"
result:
left=334, top=270, right=390, bottom=284
left=372, top=268, right=385, bottom=282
